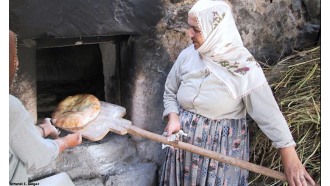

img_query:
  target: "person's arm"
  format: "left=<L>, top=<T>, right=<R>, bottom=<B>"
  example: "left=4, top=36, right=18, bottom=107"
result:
left=243, top=85, right=315, bottom=185
left=163, top=61, right=181, bottom=119
left=35, top=119, right=82, bottom=152
left=163, top=50, right=186, bottom=136
left=243, top=84, right=295, bottom=148
left=10, top=96, right=59, bottom=169
left=163, top=65, right=181, bottom=136
left=9, top=95, right=82, bottom=169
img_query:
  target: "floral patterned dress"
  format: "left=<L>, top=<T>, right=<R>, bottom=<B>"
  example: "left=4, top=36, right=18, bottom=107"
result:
left=160, top=109, right=249, bottom=186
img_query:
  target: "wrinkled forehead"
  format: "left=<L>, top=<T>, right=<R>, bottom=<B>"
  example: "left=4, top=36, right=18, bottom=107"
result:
left=188, top=14, right=198, bottom=25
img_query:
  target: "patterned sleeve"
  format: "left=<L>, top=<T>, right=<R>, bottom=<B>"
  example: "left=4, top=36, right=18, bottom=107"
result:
left=243, top=85, right=296, bottom=149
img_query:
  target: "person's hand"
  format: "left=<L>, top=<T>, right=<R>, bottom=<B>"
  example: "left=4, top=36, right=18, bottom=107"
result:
left=62, top=132, right=83, bottom=148
left=164, top=113, right=181, bottom=137
left=279, top=146, right=315, bottom=186
left=38, top=118, right=60, bottom=139
left=55, top=132, right=82, bottom=152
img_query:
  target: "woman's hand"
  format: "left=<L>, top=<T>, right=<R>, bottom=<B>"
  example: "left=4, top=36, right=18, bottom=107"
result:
left=279, top=146, right=315, bottom=186
left=62, top=132, right=83, bottom=148
left=164, top=112, right=181, bottom=137
left=37, top=118, right=61, bottom=139
left=55, top=132, right=82, bottom=152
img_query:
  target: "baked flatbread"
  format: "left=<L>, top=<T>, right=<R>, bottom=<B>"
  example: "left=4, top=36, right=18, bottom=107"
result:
left=52, top=94, right=101, bottom=129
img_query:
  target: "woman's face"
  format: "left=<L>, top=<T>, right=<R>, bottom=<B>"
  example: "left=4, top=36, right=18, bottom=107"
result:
left=187, top=15, right=204, bottom=49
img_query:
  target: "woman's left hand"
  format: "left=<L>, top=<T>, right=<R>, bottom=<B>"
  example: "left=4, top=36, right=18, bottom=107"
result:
left=279, top=146, right=315, bottom=186
left=38, top=118, right=61, bottom=139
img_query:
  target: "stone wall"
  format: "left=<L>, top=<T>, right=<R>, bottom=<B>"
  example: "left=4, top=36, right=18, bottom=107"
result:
left=159, top=0, right=320, bottom=64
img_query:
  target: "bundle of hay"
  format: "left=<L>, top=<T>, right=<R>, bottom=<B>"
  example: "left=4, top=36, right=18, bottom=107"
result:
left=249, top=46, right=320, bottom=185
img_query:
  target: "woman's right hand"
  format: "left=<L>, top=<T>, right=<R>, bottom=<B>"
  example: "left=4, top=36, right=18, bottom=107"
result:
left=164, top=113, right=181, bottom=137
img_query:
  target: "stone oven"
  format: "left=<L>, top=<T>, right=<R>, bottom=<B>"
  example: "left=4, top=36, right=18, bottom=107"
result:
left=10, top=0, right=320, bottom=185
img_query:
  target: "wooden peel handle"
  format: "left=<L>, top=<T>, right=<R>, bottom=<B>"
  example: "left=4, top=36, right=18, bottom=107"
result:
left=126, top=125, right=319, bottom=186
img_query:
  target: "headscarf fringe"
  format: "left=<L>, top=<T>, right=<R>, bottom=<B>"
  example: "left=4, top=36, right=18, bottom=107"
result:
left=211, top=73, right=268, bottom=99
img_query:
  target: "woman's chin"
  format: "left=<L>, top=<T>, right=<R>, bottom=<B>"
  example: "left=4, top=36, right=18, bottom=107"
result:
left=193, top=43, right=200, bottom=49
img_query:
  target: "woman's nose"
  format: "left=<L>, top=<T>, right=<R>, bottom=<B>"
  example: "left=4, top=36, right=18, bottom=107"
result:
left=187, top=28, right=194, bottom=38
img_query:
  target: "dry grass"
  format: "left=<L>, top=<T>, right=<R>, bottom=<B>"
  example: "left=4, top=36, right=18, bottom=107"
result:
left=248, top=46, right=321, bottom=185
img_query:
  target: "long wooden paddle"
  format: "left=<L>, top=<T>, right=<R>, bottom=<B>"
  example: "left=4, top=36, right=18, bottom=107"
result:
left=58, top=101, right=318, bottom=186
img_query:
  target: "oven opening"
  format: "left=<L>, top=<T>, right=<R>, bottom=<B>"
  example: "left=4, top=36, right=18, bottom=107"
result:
left=36, top=36, right=127, bottom=119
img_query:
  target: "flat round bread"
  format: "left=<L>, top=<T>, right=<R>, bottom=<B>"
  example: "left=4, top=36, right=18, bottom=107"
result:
left=52, top=94, right=101, bottom=129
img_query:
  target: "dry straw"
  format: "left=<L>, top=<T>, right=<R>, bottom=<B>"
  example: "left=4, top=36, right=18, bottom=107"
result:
left=249, top=46, right=320, bottom=185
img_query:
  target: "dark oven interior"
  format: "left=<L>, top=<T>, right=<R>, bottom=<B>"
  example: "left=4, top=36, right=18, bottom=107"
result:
left=36, top=36, right=127, bottom=119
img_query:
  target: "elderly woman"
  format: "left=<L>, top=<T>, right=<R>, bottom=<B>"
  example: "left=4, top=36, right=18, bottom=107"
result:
left=160, top=1, right=315, bottom=186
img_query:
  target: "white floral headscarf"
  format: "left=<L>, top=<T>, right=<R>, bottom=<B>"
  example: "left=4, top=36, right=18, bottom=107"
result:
left=189, top=0, right=267, bottom=99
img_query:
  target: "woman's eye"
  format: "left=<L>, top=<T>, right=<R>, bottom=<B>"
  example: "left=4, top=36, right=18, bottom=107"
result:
left=194, top=29, right=201, bottom=33
left=189, top=26, right=201, bottom=33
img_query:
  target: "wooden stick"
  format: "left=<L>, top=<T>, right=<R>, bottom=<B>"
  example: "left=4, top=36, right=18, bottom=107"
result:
left=127, top=125, right=319, bottom=186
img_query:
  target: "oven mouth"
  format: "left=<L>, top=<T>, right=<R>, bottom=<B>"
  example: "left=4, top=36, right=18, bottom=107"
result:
left=36, top=35, right=129, bottom=119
